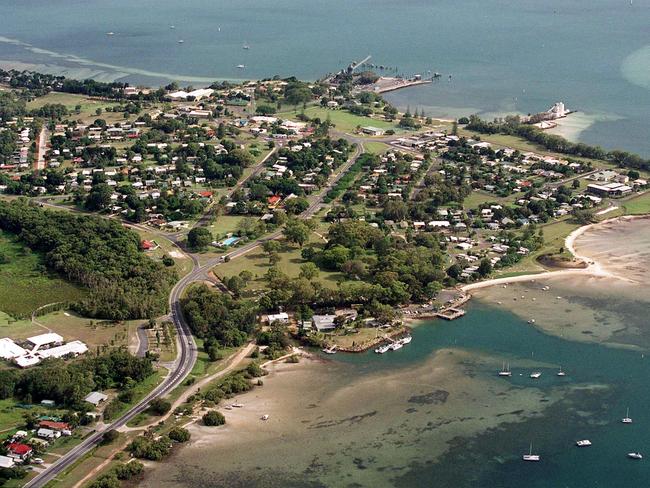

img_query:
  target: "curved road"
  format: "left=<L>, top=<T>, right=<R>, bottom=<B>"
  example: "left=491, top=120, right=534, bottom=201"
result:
left=23, top=143, right=363, bottom=488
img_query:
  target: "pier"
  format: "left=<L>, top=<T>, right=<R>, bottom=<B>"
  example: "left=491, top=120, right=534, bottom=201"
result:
left=434, top=307, right=466, bottom=320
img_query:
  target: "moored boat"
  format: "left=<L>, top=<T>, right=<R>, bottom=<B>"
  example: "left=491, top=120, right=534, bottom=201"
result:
left=576, top=440, right=592, bottom=447
left=530, top=372, right=542, bottom=379
left=628, top=452, right=643, bottom=459
left=622, top=407, right=633, bottom=424
left=498, top=362, right=512, bottom=377
left=523, top=443, right=540, bottom=462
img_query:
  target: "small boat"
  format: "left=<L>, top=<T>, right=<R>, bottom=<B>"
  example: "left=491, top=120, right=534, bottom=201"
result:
left=236, top=64, right=245, bottom=69
left=622, top=408, right=633, bottom=424
left=231, top=403, right=244, bottom=408
left=399, top=335, right=412, bottom=345
left=322, top=346, right=337, bottom=355
left=170, top=25, right=175, bottom=29
left=528, top=319, right=536, bottom=324
left=498, top=362, right=512, bottom=377
left=628, top=452, right=643, bottom=460
left=576, top=440, right=592, bottom=447
left=530, top=372, right=542, bottom=379
left=261, top=414, right=269, bottom=421
left=390, top=341, right=403, bottom=351
left=557, top=367, right=566, bottom=377
left=178, top=40, right=184, bottom=44
left=243, top=43, right=250, bottom=50
left=106, top=32, right=115, bottom=36
left=522, top=443, right=540, bottom=462
left=375, top=343, right=391, bottom=354
left=224, top=405, right=232, bottom=410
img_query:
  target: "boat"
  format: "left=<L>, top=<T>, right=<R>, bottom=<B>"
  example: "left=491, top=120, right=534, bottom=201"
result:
left=498, top=362, right=512, bottom=377
left=236, top=64, right=245, bottom=69
left=390, top=341, right=403, bottom=351
left=622, top=408, right=633, bottom=424
left=576, top=440, right=592, bottom=447
left=374, top=343, right=391, bottom=354
left=399, top=335, right=412, bottom=345
left=106, top=32, right=115, bottom=36
left=178, top=40, right=184, bottom=44
left=522, top=443, right=540, bottom=462
left=261, top=414, right=269, bottom=421
left=557, top=367, right=566, bottom=377
left=231, top=403, right=244, bottom=408
left=170, top=25, right=175, bottom=29
left=528, top=319, right=536, bottom=324
left=628, top=452, right=643, bottom=459
left=530, top=372, right=542, bottom=379
left=243, top=43, right=250, bottom=50
left=322, top=345, right=337, bottom=354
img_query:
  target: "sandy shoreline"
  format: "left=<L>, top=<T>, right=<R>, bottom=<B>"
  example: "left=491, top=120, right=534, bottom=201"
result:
left=462, top=214, right=649, bottom=293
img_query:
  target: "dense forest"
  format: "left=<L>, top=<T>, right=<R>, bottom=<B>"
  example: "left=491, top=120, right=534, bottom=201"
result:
left=0, top=200, right=175, bottom=319
left=465, top=115, right=650, bottom=172
left=0, top=348, right=153, bottom=407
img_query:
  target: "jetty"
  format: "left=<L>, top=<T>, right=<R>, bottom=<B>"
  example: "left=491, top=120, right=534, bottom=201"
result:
left=371, top=76, right=432, bottom=94
left=435, top=307, right=466, bottom=320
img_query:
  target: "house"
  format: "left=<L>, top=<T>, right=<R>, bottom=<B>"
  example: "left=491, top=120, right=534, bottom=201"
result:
left=27, top=333, right=64, bottom=351
left=311, top=314, right=337, bottom=332
left=586, top=183, right=632, bottom=198
left=39, top=420, right=71, bottom=432
left=7, top=443, right=32, bottom=461
left=360, top=126, right=385, bottom=136
left=267, top=312, right=289, bottom=324
left=84, top=391, right=109, bottom=406
left=0, top=338, right=27, bottom=359
left=141, top=240, right=156, bottom=251
left=37, top=428, right=60, bottom=440
left=0, top=455, right=14, bottom=469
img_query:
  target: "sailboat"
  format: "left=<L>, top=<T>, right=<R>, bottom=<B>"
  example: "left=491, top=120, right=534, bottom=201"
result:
left=242, top=42, right=250, bottom=50
left=622, top=408, right=633, bottom=424
left=522, top=442, right=540, bottom=462
left=557, top=367, right=566, bottom=377
left=498, top=362, right=512, bottom=377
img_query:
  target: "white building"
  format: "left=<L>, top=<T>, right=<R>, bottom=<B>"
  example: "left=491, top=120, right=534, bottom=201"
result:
left=0, top=338, right=27, bottom=359
left=27, top=332, right=63, bottom=351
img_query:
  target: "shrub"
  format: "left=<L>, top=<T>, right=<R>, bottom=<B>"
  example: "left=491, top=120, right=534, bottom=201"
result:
left=101, top=429, right=120, bottom=445
left=168, top=427, right=191, bottom=443
left=202, top=410, right=226, bottom=426
left=148, top=398, right=171, bottom=416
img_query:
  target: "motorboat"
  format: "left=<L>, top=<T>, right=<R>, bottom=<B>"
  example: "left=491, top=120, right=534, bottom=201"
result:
left=576, top=440, right=592, bottom=447
left=628, top=452, right=643, bottom=460
left=261, top=414, right=269, bottom=421
left=530, top=372, right=542, bottom=379
left=622, top=408, right=633, bottom=424
left=399, top=335, right=412, bottom=345
left=557, top=367, right=566, bottom=377
left=374, top=343, right=391, bottom=354
left=390, top=341, right=403, bottom=351
left=322, top=346, right=337, bottom=354
left=231, top=403, right=244, bottom=408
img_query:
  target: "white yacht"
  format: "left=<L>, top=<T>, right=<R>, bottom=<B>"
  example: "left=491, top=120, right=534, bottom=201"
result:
left=530, top=372, right=542, bottom=379
left=399, top=335, right=412, bottom=345
left=628, top=452, right=643, bottom=460
left=375, top=343, right=391, bottom=354
left=498, top=362, right=512, bottom=377
left=243, top=43, right=250, bottom=50
left=523, top=443, right=540, bottom=462
left=390, top=341, right=403, bottom=351
left=322, top=345, right=337, bottom=355
left=557, top=367, right=566, bottom=377
left=622, top=408, right=633, bottom=424
left=576, top=440, right=592, bottom=447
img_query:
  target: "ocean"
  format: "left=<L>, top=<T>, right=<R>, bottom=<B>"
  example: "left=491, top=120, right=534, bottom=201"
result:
left=142, top=218, right=650, bottom=488
left=1, top=0, right=650, bottom=154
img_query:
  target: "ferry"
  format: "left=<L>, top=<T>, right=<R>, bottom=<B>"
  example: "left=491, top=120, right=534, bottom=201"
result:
left=530, top=372, right=542, bottom=379
left=628, top=452, right=643, bottom=460
left=622, top=408, right=633, bottom=424
left=390, top=341, right=403, bottom=351
left=576, top=440, right=592, bottom=447
left=322, top=345, right=337, bottom=355
left=374, top=343, right=391, bottom=354
left=498, top=362, right=512, bottom=377
left=522, top=443, right=540, bottom=462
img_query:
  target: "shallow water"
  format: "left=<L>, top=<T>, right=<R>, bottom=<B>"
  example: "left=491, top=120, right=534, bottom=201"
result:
left=2, top=0, right=650, bottom=154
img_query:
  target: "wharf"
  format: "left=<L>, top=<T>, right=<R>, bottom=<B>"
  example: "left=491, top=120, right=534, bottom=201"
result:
left=434, top=307, right=466, bottom=320
left=372, top=77, right=433, bottom=94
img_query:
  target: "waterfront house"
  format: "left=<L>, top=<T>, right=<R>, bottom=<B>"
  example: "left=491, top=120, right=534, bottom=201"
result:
left=311, top=315, right=337, bottom=332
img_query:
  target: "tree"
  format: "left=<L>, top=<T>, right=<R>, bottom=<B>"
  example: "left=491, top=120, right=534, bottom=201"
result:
left=225, top=275, right=245, bottom=297
left=284, top=197, right=309, bottom=215
left=446, top=263, right=462, bottom=280
left=572, top=178, right=580, bottom=189
left=85, top=184, right=112, bottom=211
left=299, top=262, right=319, bottom=280
left=478, top=258, right=493, bottom=277
left=187, top=227, right=212, bottom=250
left=203, top=410, right=226, bottom=426
left=101, top=429, right=120, bottom=445
left=283, top=219, right=310, bottom=247
left=168, top=427, right=191, bottom=443
left=148, top=398, right=171, bottom=415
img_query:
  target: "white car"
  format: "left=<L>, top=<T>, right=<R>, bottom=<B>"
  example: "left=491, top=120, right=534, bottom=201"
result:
left=32, top=458, right=44, bottom=464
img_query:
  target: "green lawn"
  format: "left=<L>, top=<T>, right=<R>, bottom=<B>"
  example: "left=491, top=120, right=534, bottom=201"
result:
left=214, top=237, right=344, bottom=291
left=622, top=191, right=650, bottom=215
left=462, top=191, right=517, bottom=210
left=0, top=231, right=86, bottom=318
left=280, top=106, right=399, bottom=134
left=206, top=215, right=249, bottom=239
left=363, top=141, right=390, bottom=154
left=26, top=92, right=120, bottom=124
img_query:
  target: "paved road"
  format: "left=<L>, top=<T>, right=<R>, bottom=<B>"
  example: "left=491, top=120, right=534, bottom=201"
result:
left=24, top=143, right=363, bottom=488
left=35, top=128, right=48, bottom=172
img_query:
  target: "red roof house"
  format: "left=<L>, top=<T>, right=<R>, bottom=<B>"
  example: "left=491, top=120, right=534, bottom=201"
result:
left=140, top=240, right=155, bottom=251
left=7, top=443, right=33, bottom=460
left=39, top=420, right=70, bottom=431
left=267, top=195, right=282, bottom=207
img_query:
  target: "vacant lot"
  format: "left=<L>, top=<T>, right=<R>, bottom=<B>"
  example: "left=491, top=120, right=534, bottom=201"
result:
left=281, top=106, right=400, bottom=134
left=0, top=231, right=85, bottom=317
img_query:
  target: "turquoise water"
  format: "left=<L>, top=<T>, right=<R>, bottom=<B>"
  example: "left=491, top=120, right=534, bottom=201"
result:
left=332, top=301, right=650, bottom=487
left=2, top=0, right=650, bottom=154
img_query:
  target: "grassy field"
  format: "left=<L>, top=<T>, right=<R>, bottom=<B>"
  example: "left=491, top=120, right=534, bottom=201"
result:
left=462, top=190, right=518, bottom=210
left=0, top=231, right=86, bottom=318
left=363, top=141, right=390, bottom=154
left=621, top=191, right=650, bottom=215
left=280, top=106, right=400, bottom=134
left=26, top=92, right=122, bottom=124
left=129, top=227, right=193, bottom=277
left=214, top=237, right=344, bottom=291
left=206, top=215, right=249, bottom=239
